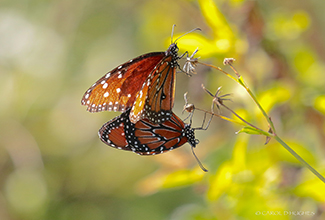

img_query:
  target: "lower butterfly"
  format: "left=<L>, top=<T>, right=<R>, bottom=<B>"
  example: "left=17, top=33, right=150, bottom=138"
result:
left=98, top=108, right=210, bottom=171
left=81, top=26, right=200, bottom=124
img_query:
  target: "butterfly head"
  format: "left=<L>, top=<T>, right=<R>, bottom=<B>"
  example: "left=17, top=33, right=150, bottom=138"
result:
left=183, top=124, right=197, bottom=148
left=168, top=26, right=201, bottom=66
left=168, top=43, right=179, bottom=53
left=184, top=123, right=207, bottom=172
left=166, top=43, right=179, bottom=58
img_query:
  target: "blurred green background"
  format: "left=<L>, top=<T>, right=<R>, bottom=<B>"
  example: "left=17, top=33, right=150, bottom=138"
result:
left=1, top=0, right=325, bottom=219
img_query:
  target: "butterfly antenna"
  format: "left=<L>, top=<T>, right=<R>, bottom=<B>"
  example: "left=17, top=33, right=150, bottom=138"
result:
left=174, top=27, right=201, bottom=43
left=171, top=24, right=176, bottom=44
left=191, top=145, right=208, bottom=172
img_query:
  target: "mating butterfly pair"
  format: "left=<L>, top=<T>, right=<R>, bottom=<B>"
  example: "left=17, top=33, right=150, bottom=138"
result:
left=81, top=26, right=207, bottom=169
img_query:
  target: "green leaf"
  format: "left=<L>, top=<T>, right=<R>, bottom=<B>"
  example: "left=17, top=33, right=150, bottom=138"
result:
left=237, top=76, right=246, bottom=86
left=236, top=127, right=264, bottom=135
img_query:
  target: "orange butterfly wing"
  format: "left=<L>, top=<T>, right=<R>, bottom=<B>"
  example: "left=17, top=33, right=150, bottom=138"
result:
left=81, top=52, right=165, bottom=113
left=130, top=55, right=176, bottom=124
left=132, top=112, right=189, bottom=155
left=98, top=110, right=133, bottom=151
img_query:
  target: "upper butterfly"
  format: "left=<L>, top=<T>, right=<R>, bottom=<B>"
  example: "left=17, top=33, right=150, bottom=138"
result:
left=81, top=26, right=200, bottom=124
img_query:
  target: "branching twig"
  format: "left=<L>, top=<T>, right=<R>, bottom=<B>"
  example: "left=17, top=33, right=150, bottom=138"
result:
left=182, top=52, right=325, bottom=183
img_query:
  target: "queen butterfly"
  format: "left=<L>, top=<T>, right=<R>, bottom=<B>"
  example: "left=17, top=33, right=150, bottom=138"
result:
left=81, top=26, right=200, bottom=124
left=98, top=108, right=210, bottom=171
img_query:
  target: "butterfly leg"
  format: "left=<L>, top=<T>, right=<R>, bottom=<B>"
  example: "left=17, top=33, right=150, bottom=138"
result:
left=193, top=111, right=213, bottom=131
left=177, top=51, right=193, bottom=77
left=182, top=92, right=195, bottom=122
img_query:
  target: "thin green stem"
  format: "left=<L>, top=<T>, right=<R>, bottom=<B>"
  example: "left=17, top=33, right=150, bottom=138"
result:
left=239, top=77, right=277, bottom=134
left=220, top=103, right=272, bottom=137
left=274, top=135, right=325, bottom=183
left=198, top=62, right=238, bottom=82
left=196, top=106, right=271, bottom=137
left=194, top=107, right=247, bottom=127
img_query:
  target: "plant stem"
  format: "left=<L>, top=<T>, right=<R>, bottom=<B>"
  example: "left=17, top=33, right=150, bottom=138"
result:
left=238, top=77, right=277, bottom=134
left=198, top=62, right=238, bottom=82
left=274, top=135, right=325, bottom=183
left=194, top=107, right=247, bottom=127
left=220, top=103, right=272, bottom=137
